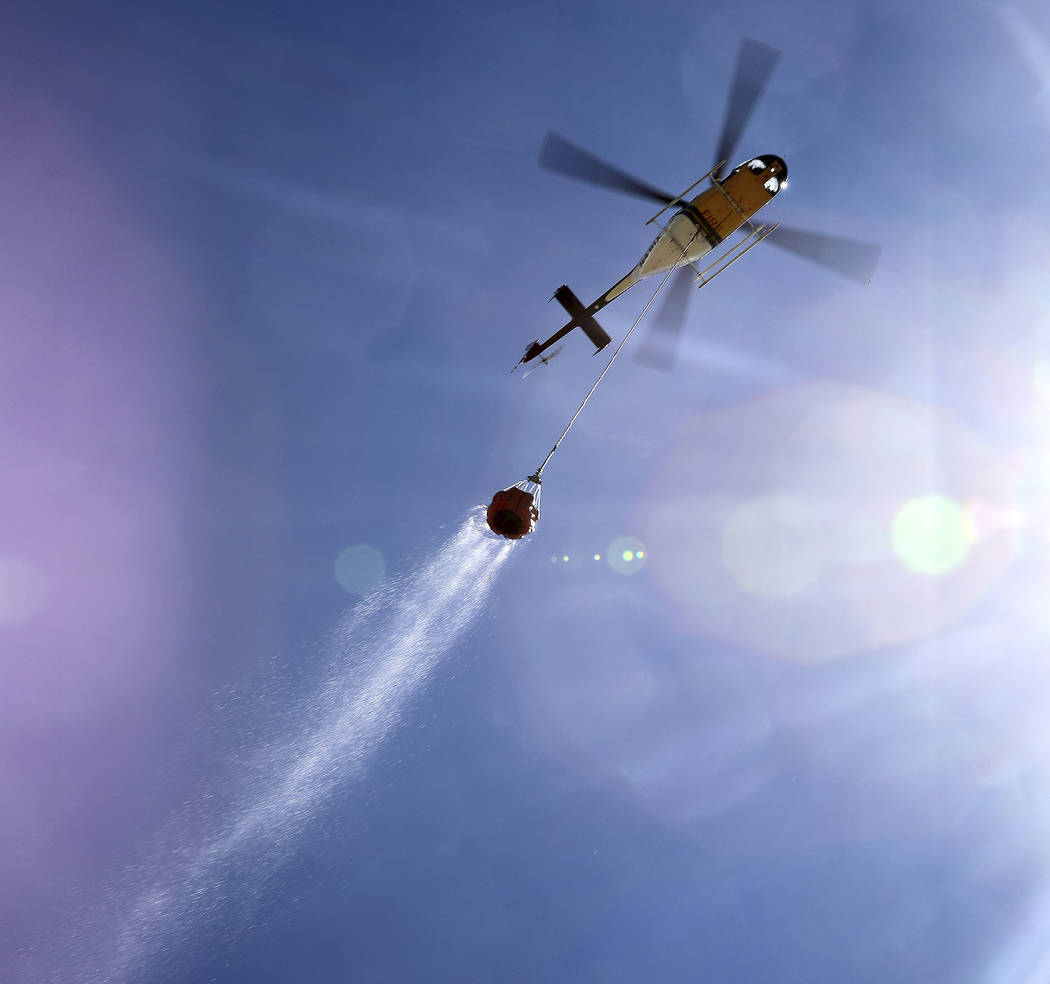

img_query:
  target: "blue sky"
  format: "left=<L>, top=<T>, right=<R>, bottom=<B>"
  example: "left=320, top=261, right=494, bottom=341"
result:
left=5, top=0, right=1050, bottom=981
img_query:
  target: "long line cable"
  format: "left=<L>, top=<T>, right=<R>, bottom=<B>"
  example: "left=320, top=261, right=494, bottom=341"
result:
left=532, top=230, right=699, bottom=481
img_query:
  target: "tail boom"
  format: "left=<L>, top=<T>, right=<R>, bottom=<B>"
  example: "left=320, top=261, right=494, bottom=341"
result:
left=520, top=279, right=635, bottom=364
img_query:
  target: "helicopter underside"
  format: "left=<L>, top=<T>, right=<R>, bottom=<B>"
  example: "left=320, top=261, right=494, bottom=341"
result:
left=637, top=212, right=715, bottom=278
left=594, top=212, right=715, bottom=308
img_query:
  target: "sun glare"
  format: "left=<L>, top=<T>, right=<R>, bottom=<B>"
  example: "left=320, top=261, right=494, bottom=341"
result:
left=891, top=494, right=971, bottom=576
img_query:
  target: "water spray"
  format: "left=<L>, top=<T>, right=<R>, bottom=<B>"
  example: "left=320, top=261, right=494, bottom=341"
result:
left=61, top=509, right=511, bottom=984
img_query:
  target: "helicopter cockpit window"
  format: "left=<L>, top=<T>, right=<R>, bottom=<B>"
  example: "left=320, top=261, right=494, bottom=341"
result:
left=764, top=176, right=780, bottom=193
left=748, top=159, right=766, bottom=173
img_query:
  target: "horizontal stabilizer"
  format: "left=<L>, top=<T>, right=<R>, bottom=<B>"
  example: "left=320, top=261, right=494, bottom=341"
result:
left=553, top=285, right=611, bottom=352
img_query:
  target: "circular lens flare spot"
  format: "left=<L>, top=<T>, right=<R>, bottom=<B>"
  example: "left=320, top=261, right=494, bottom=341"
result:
left=892, top=494, right=971, bottom=575
left=607, top=537, right=647, bottom=575
left=334, top=544, right=386, bottom=596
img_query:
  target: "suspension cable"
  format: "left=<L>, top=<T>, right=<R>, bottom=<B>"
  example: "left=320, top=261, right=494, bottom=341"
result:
left=530, top=230, right=699, bottom=483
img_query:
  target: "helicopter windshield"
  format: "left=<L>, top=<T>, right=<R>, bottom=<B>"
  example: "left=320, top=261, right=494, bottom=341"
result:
left=748, top=158, right=766, bottom=173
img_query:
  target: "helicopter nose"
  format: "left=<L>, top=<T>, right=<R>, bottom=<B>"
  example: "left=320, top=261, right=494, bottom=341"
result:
left=766, top=154, right=787, bottom=183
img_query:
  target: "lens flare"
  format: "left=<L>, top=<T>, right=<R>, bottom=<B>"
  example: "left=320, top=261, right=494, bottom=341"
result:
left=607, top=537, right=647, bottom=575
left=892, top=495, right=971, bottom=576
left=334, top=543, right=386, bottom=596
left=639, top=384, right=1017, bottom=660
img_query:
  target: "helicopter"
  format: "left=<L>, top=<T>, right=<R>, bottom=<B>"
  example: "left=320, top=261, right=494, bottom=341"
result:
left=517, top=38, right=881, bottom=373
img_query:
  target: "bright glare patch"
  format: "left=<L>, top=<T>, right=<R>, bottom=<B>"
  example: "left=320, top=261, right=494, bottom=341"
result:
left=334, top=544, right=386, bottom=596
left=892, top=494, right=971, bottom=575
left=0, top=556, right=48, bottom=624
left=562, top=555, right=570, bottom=563
left=593, top=554, right=601, bottom=561
left=607, top=537, right=647, bottom=575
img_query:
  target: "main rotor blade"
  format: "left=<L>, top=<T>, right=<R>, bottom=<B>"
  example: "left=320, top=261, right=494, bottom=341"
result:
left=713, top=39, right=780, bottom=179
left=765, top=224, right=882, bottom=284
left=539, top=131, right=676, bottom=205
left=633, top=267, right=694, bottom=371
